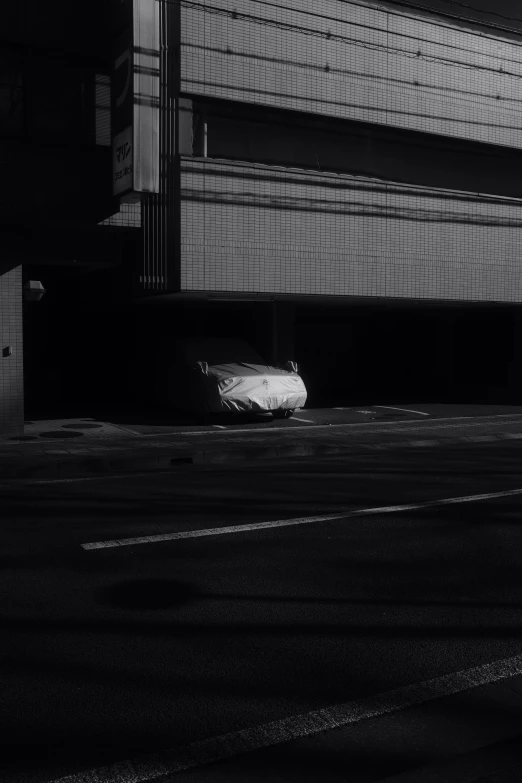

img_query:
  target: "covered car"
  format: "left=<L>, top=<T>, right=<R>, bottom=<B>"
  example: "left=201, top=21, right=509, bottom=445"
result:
left=162, top=338, right=307, bottom=417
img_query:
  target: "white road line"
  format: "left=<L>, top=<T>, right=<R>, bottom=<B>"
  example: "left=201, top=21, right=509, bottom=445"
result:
left=82, top=486, right=522, bottom=551
left=373, top=405, right=430, bottom=416
left=48, top=652, right=522, bottom=783
left=292, top=416, right=315, bottom=423
left=213, top=425, right=226, bottom=429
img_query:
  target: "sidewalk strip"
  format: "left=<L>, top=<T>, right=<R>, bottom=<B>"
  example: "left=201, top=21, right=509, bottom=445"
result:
left=48, top=652, right=522, bottom=783
left=373, top=405, right=430, bottom=416
left=121, top=413, right=522, bottom=438
left=81, top=486, right=522, bottom=550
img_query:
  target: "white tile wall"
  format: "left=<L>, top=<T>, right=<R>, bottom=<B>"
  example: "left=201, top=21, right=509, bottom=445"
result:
left=180, top=158, right=522, bottom=301
left=181, top=0, right=522, bottom=148
left=0, top=265, right=23, bottom=435
left=98, top=203, right=142, bottom=227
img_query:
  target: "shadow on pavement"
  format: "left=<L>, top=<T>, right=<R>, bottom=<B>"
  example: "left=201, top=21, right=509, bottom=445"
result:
left=99, top=578, right=200, bottom=611
left=23, top=404, right=277, bottom=428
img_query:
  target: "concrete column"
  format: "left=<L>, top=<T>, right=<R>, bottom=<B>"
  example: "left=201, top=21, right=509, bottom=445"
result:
left=194, top=110, right=208, bottom=158
left=508, top=307, right=522, bottom=397
left=433, top=310, right=455, bottom=400
left=271, top=302, right=296, bottom=366
left=178, top=98, right=193, bottom=156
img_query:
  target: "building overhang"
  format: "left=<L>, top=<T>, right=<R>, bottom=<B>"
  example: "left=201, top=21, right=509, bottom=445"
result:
left=131, top=290, right=517, bottom=310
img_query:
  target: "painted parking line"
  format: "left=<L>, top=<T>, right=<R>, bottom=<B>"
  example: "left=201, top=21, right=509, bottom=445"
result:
left=292, top=416, right=315, bottom=423
left=82, top=486, right=522, bottom=551
left=48, top=652, right=522, bottom=783
left=213, top=425, right=227, bottom=429
left=373, top=405, right=430, bottom=416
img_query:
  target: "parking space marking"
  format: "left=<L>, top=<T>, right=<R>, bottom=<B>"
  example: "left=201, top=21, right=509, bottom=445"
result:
left=81, top=486, right=522, bottom=550
left=48, top=652, right=522, bottom=783
left=292, top=416, right=315, bottom=423
left=213, top=425, right=227, bottom=429
left=373, top=405, right=430, bottom=416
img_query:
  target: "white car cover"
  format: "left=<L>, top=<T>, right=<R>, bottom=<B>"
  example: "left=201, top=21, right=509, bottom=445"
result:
left=207, top=361, right=307, bottom=413
left=170, top=339, right=307, bottom=413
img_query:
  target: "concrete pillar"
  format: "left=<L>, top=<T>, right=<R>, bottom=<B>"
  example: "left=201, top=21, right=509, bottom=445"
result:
left=508, top=307, right=522, bottom=398
left=178, top=98, right=193, bottom=156
left=271, top=302, right=296, bottom=366
left=194, top=110, right=208, bottom=158
left=433, top=310, right=455, bottom=400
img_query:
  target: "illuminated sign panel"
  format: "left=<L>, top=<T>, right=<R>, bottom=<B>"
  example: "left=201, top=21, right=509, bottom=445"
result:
left=111, top=0, right=160, bottom=200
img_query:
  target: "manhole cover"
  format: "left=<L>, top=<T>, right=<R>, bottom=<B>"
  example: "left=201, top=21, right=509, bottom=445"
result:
left=8, top=435, right=39, bottom=441
left=62, top=423, right=103, bottom=430
left=39, top=431, right=84, bottom=439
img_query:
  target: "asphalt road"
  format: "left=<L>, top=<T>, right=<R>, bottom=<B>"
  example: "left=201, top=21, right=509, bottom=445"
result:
left=4, top=439, right=522, bottom=782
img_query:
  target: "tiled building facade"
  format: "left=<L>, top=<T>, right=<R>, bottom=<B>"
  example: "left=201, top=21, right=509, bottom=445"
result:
left=181, top=0, right=522, bottom=148
left=0, top=266, right=23, bottom=436
left=160, top=0, right=522, bottom=302
left=180, top=158, right=522, bottom=301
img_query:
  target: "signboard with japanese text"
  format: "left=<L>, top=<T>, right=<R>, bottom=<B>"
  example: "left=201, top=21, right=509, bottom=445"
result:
left=113, top=126, right=133, bottom=195
left=111, top=0, right=160, bottom=201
